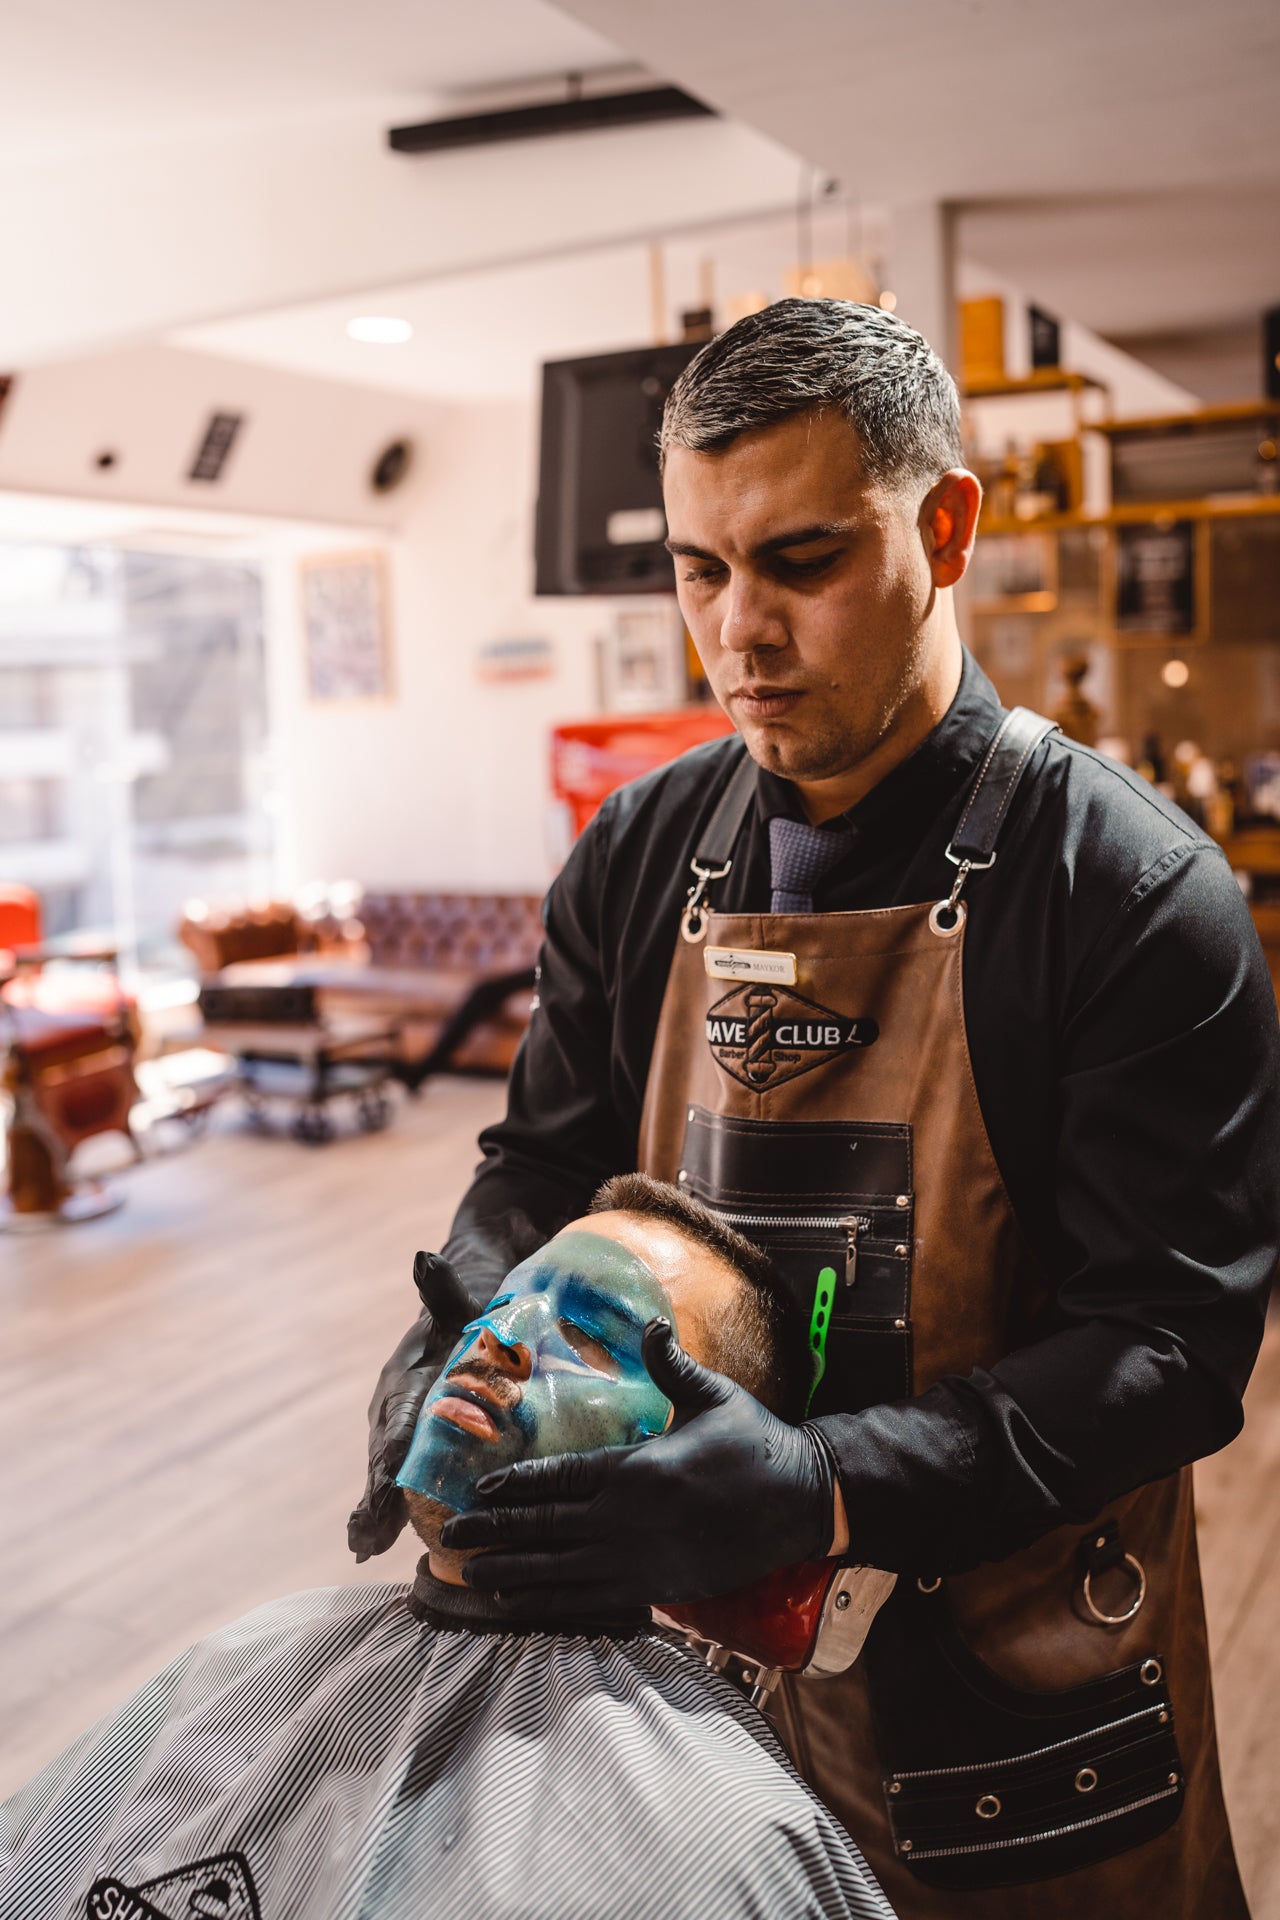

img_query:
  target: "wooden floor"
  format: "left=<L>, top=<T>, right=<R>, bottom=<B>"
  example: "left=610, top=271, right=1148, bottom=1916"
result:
left=2, top=1079, right=1279, bottom=1913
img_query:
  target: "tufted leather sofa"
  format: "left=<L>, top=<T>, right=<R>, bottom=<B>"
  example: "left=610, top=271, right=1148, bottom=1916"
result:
left=181, top=889, right=542, bottom=1080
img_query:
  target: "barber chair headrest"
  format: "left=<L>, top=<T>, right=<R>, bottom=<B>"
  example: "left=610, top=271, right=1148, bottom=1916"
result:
left=659, top=1560, right=897, bottom=1705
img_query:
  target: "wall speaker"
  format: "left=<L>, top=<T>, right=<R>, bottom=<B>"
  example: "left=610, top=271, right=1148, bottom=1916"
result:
left=371, top=439, right=414, bottom=493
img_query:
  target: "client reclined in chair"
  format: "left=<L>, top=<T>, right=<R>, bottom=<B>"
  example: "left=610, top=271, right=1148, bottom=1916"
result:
left=0, top=1176, right=895, bottom=1920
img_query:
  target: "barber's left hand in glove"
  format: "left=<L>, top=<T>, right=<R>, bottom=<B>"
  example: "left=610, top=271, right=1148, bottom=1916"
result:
left=439, top=1317, right=838, bottom=1614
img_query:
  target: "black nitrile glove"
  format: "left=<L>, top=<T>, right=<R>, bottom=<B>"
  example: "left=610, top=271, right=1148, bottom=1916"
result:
left=439, top=1317, right=837, bottom=1614
left=347, top=1252, right=476, bottom=1562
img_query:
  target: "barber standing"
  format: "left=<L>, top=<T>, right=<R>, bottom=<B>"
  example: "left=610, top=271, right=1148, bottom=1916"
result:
left=351, top=301, right=1279, bottom=1917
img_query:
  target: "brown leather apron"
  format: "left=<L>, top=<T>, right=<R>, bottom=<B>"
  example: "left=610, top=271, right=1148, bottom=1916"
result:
left=637, top=711, right=1246, bottom=1916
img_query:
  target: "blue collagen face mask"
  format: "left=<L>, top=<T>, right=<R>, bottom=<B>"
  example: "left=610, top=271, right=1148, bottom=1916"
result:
left=396, top=1230, right=674, bottom=1514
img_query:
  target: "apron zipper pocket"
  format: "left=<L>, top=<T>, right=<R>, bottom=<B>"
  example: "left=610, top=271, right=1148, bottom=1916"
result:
left=709, top=1208, right=864, bottom=1287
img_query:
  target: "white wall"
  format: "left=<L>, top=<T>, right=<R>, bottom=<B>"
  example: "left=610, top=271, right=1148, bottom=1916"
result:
left=272, top=398, right=646, bottom=896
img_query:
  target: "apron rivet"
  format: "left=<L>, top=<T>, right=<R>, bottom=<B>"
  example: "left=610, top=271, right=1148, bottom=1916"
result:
left=677, top=1169, right=688, bottom=1183
left=888, top=1780, right=901, bottom=1794
left=1158, top=1710, right=1170, bottom=1723
left=687, top=1108, right=695, bottom=1122
left=900, top=1839, right=913, bottom=1852
left=895, top=1244, right=907, bottom=1257
left=895, top=1194, right=909, bottom=1209
left=1168, top=1772, right=1180, bottom=1788
left=894, top=1318, right=906, bottom=1330
left=835, top=1591, right=851, bottom=1611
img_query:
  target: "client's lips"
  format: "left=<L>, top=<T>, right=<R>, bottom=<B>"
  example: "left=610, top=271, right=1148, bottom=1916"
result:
left=429, top=1372, right=514, bottom=1443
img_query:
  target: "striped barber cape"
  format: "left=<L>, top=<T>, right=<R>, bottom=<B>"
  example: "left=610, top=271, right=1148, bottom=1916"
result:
left=0, top=1579, right=895, bottom=1920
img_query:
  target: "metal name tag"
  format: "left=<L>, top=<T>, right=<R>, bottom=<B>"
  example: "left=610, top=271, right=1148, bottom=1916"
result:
left=704, top=946, right=798, bottom=985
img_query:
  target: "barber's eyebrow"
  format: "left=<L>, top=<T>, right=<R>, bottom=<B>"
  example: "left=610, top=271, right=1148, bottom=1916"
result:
left=665, top=521, right=853, bottom=560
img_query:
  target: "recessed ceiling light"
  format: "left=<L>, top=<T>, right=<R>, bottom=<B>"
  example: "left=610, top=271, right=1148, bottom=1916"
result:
left=347, top=316, right=413, bottom=345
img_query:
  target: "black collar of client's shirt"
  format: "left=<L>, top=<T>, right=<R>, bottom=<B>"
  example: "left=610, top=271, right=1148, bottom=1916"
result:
left=407, top=1557, right=652, bottom=1641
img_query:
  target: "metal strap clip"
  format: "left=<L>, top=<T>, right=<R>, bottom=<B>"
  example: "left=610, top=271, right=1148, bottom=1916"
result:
left=681, top=857, right=732, bottom=944
left=929, top=845, right=997, bottom=938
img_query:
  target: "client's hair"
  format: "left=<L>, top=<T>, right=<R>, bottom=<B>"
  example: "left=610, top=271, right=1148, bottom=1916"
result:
left=590, top=1173, right=814, bottom=1420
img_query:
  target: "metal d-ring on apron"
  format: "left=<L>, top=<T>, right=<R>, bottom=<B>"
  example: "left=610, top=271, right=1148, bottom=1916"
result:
left=638, top=707, right=1246, bottom=1918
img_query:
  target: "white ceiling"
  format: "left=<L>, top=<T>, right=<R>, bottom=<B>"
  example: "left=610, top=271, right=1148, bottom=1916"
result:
left=553, top=0, right=1280, bottom=201
left=177, top=201, right=875, bottom=402
left=0, top=0, right=1275, bottom=391
left=554, top=0, right=1280, bottom=339
left=0, top=0, right=621, bottom=162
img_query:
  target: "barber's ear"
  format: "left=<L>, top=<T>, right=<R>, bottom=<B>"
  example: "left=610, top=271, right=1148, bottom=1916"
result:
left=922, top=470, right=982, bottom=588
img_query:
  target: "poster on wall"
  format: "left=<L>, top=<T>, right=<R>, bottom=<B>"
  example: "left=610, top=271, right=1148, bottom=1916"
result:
left=1115, top=520, right=1197, bottom=637
left=301, top=550, right=393, bottom=701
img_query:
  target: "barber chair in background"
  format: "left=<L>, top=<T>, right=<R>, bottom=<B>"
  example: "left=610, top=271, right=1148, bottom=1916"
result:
left=0, top=885, right=140, bottom=1226
left=662, top=1561, right=898, bottom=1706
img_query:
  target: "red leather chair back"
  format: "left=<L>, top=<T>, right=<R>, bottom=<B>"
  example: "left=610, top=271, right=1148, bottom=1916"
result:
left=0, top=886, right=41, bottom=950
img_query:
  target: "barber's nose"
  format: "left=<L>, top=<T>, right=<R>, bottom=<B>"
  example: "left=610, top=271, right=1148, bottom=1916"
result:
left=719, top=572, right=788, bottom=655
left=475, top=1323, right=532, bottom=1380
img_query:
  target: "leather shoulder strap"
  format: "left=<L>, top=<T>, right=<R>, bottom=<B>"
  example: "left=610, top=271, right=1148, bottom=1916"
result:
left=681, top=744, right=756, bottom=943
left=694, top=742, right=757, bottom=870
left=948, top=706, right=1057, bottom=866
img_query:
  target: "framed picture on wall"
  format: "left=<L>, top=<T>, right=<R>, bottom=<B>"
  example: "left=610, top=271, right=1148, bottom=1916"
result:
left=301, top=550, right=393, bottom=702
left=597, top=605, right=687, bottom=712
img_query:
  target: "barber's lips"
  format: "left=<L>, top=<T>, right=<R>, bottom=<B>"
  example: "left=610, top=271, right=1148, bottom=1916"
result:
left=731, top=685, right=805, bottom=720
left=430, top=1375, right=514, bottom=1442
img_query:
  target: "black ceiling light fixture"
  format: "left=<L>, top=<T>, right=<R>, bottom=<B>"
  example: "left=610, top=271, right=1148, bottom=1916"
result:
left=388, top=81, right=715, bottom=156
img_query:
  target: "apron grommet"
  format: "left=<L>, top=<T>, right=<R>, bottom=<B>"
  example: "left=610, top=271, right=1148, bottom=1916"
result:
left=1141, top=1657, right=1163, bottom=1685
left=976, top=1793, right=1001, bottom=1819
left=1075, top=1767, right=1098, bottom=1793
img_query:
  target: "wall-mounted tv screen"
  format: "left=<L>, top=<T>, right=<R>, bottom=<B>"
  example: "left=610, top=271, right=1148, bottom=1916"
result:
left=535, top=341, right=703, bottom=596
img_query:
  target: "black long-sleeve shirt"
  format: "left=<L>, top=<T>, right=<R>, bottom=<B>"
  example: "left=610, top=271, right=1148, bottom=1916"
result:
left=444, top=651, right=1280, bottom=1575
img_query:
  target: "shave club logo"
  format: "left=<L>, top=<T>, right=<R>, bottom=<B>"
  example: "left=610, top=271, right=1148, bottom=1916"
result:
left=705, top=983, right=878, bottom=1090
left=86, top=1851, right=260, bottom=1920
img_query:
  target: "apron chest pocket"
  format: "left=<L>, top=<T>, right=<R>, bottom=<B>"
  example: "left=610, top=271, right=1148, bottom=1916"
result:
left=678, top=1106, right=915, bottom=1413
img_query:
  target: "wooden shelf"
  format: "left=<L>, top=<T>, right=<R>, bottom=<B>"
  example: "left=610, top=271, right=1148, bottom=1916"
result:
left=979, top=495, right=1280, bottom=538
left=963, top=369, right=1108, bottom=402
left=1096, top=401, right=1280, bottom=438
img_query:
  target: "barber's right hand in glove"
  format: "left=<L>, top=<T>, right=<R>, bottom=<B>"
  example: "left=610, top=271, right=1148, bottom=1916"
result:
left=347, top=1251, right=476, bottom=1563
left=442, top=1318, right=841, bottom=1613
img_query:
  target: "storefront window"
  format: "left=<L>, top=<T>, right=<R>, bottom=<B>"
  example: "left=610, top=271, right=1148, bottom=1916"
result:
left=0, top=542, right=272, bottom=970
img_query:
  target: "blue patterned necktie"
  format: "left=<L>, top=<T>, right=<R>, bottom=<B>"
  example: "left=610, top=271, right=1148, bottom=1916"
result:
left=768, top=815, right=854, bottom=914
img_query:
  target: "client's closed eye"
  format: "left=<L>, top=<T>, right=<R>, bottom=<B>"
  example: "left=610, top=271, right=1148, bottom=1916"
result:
left=557, top=1318, right=622, bottom=1376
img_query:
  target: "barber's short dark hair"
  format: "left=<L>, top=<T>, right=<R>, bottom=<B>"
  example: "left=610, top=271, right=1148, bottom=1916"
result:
left=661, top=296, right=962, bottom=489
left=590, top=1172, right=814, bottom=1420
